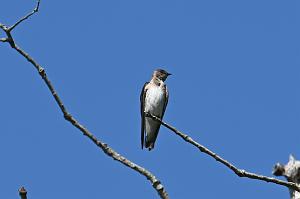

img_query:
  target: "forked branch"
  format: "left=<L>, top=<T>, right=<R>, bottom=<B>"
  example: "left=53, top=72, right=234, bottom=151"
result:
left=1, top=1, right=168, bottom=198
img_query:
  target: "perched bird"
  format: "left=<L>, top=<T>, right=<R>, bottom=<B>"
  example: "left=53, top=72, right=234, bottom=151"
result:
left=140, top=69, right=171, bottom=150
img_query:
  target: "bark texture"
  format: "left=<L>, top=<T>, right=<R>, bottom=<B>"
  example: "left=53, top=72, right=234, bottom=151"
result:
left=273, top=155, right=300, bottom=199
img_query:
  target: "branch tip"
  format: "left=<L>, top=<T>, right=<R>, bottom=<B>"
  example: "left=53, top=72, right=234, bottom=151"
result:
left=35, top=0, right=41, bottom=12
left=19, top=186, right=27, bottom=199
left=0, top=37, right=8, bottom=42
left=8, top=0, right=41, bottom=32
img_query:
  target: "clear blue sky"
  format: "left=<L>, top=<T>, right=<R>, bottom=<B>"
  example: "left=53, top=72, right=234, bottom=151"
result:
left=0, top=0, right=299, bottom=198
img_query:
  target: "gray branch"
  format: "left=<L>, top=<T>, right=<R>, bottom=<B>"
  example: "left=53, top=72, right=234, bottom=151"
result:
left=273, top=155, right=300, bottom=199
left=0, top=37, right=8, bottom=42
left=9, top=0, right=40, bottom=32
left=145, top=112, right=300, bottom=193
left=1, top=1, right=168, bottom=198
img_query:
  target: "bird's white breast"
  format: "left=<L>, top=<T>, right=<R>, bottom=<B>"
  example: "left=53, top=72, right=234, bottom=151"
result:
left=145, top=85, right=165, bottom=117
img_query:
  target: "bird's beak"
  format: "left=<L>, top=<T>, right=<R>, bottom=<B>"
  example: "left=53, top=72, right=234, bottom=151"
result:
left=167, top=73, right=172, bottom=76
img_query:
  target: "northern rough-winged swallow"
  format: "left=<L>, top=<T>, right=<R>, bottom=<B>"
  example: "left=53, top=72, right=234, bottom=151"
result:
left=140, top=69, right=171, bottom=150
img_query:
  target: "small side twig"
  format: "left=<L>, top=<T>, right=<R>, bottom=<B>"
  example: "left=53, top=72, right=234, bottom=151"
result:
left=19, top=187, right=27, bottom=199
left=0, top=37, right=8, bottom=42
left=1, top=1, right=169, bottom=198
left=146, top=112, right=300, bottom=193
left=8, top=0, right=40, bottom=32
left=0, top=0, right=40, bottom=47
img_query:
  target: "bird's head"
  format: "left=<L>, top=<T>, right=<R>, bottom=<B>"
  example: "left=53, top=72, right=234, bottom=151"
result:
left=153, top=69, right=171, bottom=82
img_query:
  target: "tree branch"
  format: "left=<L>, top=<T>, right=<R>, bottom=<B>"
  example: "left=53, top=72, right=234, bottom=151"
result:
left=1, top=1, right=169, bottom=198
left=9, top=0, right=40, bottom=32
left=19, top=187, right=27, bottom=199
left=145, top=112, right=300, bottom=192
left=273, top=155, right=300, bottom=199
left=0, top=37, right=8, bottom=42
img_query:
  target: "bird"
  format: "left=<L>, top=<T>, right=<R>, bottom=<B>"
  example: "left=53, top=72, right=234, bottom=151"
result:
left=140, top=69, right=171, bottom=150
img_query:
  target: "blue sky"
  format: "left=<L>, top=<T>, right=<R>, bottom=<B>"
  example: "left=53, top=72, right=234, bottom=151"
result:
left=0, top=0, right=299, bottom=198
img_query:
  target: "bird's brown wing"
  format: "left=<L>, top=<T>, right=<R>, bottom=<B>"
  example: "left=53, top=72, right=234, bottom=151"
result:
left=161, top=84, right=169, bottom=120
left=140, top=82, right=149, bottom=149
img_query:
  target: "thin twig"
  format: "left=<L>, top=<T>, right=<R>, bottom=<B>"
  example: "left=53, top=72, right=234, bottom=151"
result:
left=8, top=0, right=40, bottom=32
left=0, top=23, right=7, bottom=30
left=145, top=112, right=300, bottom=192
left=0, top=37, right=8, bottom=42
left=1, top=1, right=169, bottom=198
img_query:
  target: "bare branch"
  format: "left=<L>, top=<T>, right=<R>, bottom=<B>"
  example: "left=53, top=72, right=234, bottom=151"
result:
left=0, top=23, right=15, bottom=47
left=273, top=155, right=300, bottom=199
left=145, top=112, right=300, bottom=193
left=0, top=23, right=7, bottom=30
left=0, top=37, right=8, bottom=42
left=1, top=2, right=169, bottom=199
left=19, top=187, right=27, bottom=199
left=8, top=0, right=40, bottom=32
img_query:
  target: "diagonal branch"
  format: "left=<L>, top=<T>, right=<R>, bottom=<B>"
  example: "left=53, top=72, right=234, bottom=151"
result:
left=145, top=112, right=300, bottom=193
left=1, top=1, right=169, bottom=199
left=1, top=0, right=40, bottom=47
left=8, top=0, right=40, bottom=32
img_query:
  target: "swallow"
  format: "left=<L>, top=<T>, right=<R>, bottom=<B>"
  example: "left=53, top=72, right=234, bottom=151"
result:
left=140, top=69, right=171, bottom=150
